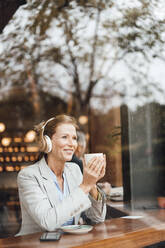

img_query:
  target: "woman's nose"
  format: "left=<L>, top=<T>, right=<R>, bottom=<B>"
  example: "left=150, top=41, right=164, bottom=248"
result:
left=67, top=137, right=74, bottom=146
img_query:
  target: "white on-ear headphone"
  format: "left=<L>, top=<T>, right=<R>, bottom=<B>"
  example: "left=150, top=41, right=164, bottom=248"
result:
left=42, top=117, right=55, bottom=153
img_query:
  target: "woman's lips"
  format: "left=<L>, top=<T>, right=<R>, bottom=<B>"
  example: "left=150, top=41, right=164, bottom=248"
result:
left=64, top=149, right=74, bottom=154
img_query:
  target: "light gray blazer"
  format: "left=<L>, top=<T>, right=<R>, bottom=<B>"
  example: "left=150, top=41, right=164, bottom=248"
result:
left=16, top=157, right=106, bottom=236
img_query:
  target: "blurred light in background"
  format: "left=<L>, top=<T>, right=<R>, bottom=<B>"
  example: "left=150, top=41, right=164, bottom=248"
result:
left=78, top=115, right=88, bottom=125
left=11, top=156, right=17, bottom=162
left=24, top=156, right=29, bottom=161
left=18, top=156, right=23, bottom=162
left=20, top=147, right=25, bottom=152
left=15, top=166, right=20, bottom=171
left=21, top=165, right=26, bottom=170
left=30, top=155, right=35, bottom=161
left=0, top=123, right=5, bottom=133
left=8, top=147, right=13, bottom=152
left=6, top=156, right=10, bottom=162
left=14, top=137, right=22, bottom=143
left=1, top=137, right=12, bottom=146
left=6, top=166, right=14, bottom=172
left=27, top=146, right=39, bottom=152
left=14, top=147, right=19, bottom=152
left=24, top=130, right=36, bottom=142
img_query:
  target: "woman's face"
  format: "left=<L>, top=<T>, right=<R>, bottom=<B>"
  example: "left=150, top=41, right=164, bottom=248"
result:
left=51, top=123, right=77, bottom=162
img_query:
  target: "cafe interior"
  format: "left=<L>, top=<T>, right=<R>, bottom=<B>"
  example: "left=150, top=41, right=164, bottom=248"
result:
left=0, top=1, right=165, bottom=247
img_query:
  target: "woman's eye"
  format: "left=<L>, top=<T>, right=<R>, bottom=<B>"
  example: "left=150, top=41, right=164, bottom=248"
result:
left=62, top=136, right=67, bottom=139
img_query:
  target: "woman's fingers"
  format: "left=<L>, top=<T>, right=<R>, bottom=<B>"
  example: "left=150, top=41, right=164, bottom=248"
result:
left=87, top=156, right=104, bottom=176
left=87, top=156, right=97, bottom=168
left=98, top=155, right=106, bottom=179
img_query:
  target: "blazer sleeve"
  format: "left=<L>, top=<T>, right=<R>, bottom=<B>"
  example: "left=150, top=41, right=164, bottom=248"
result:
left=17, top=168, right=91, bottom=232
left=68, top=164, right=107, bottom=224
left=83, top=186, right=107, bottom=224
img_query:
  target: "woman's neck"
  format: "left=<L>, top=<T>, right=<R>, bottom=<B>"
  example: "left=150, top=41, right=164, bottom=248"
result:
left=46, top=154, right=65, bottom=178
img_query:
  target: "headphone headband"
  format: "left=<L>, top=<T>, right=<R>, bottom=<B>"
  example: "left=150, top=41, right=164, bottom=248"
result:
left=42, top=117, right=55, bottom=130
left=40, top=117, right=55, bottom=153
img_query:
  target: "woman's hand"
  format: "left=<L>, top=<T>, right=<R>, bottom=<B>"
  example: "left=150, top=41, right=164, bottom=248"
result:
left=79, top=155, right=106, bottom=194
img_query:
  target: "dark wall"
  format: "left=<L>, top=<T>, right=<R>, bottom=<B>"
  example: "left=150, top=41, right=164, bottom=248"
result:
left=121, top=103, right=165, bottom=209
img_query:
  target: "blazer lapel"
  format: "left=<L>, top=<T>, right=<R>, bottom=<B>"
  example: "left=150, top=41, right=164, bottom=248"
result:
left=64, top=163, right=81, bottom=224
left=38, top=157, right=59, bottom=207
left=64, top=163, right=78, bottom=193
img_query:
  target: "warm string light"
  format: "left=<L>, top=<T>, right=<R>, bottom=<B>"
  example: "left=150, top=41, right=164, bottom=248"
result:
left=6, top=166, right=14, bottom=172
left=5, top=156, right=10, bottom=162
left=24, top=156, right=29, bottom=162
left=8, top=147, right=13, bottom=152
left=18, top=156, right=23, bottom=162
left=20, top=147, right=26, bottom=152
left=0, top=127, right=39, bottom=172
left=1, top=137, right=11, bottom=146
left=78, top=115, right=88, bottom=125
left=24, top=130, right=36, bottom=142
left=15, top=166, right=20, bottom=171
left=14, top=147, right=19, bottom=152
left=14, top=137, right=22, bottom=143
left=27, top=146, right=39, bottom=152
left=0, top=123, right=5, bottom=133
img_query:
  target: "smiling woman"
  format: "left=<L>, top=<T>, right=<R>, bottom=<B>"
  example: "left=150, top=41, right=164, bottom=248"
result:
left=16, top=114, right=107, bottom=236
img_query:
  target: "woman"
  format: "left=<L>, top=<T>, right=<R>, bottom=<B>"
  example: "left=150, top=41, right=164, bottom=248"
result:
left=16, top=114, right=106, bottom=236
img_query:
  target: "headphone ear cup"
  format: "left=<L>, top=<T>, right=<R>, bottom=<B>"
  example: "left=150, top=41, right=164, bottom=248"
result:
left=44, top=135, right=52, bottom=153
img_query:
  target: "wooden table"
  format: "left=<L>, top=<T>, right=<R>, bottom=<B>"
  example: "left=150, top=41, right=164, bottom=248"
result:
left=0, top=209, right=165, bottom=248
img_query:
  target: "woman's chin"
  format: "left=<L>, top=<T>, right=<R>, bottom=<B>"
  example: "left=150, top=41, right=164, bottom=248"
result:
left=65, top=155, right=73, bottom=161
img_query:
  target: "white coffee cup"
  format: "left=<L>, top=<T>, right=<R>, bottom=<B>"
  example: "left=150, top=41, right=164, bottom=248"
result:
left=84, top=153, right=103, bottom=165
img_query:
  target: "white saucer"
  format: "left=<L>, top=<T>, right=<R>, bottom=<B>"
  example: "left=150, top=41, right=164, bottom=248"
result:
left=61, top=225, right=93, bottom=234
